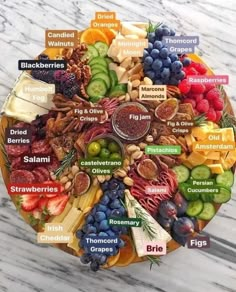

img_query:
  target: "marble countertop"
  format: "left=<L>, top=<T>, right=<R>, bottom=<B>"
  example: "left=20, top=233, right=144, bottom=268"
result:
left=0, top=0, right=236, bottom=291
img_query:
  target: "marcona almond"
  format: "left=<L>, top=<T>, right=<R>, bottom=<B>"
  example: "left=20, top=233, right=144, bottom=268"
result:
left=71, top=165, right=79, bottom=176
left=144, top=77, right=153, bottom=85
left=130, top=90, right=139, bottom=100
left=146, top=135, right=154, bottom=143
left=123, top=158, right=130, bottom=168
left=123, top=176, right=134, bottom=186
left=60, top=176, right=69, bottom=184
left=125, top=93, right=131, bottom=102
left=132, top=79, right=141, bottom=88
left=64, top=181, right=72, bottom=191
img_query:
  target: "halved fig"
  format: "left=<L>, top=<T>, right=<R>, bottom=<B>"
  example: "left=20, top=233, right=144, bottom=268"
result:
left=73, top=172, right=91, bottom=196
left=155, top=98, right=179, bottom=121
left=137, top=159, right=158, bottom=180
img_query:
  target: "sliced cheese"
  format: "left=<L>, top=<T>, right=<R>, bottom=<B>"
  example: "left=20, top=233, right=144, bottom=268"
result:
left=206, top=151, right=220, bottom=160
left=222, top=128, right=235, bottom=142
left=62, top=208, right=83, bottom=232
left=191, top=127, right=208, bottom=140
left=49, top=202, right=72, bottom=223
left=183, top=160, right=194, bottom=169
left=121, top=23, right=147, bottom=38
left=205, top=159, right=214, bottom=166
left=115, top=66, right=126, bottom=82
left=187, top=152, right=206, bottom=166
left=207, top=164, right=224, bottom=174
left=67, top=235, right=79, bottom=252
left=125, top=191, right=171, bottom=257
left=185, top=134, right=196, bottom=151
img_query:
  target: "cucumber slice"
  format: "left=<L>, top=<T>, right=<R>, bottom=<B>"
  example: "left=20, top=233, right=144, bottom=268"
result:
left=94, top=41, right=109, bottom=57
left=191, top=165, right=211, bottom=180
left=105, top=57, right=113, bottom=65
left=86, top=78, right=107, bottom=99
left=201, top=193, right=214, bottom=202
left=91, top=68, right=104, bottom=76
left=81, top=45, right=99, bottom=62
left=216, top=170, right=234, bottom=188
left=186, top=200, right=204, bottom=217
left=89, top=57, right=108, bottom=68
left=172, top=165, right=190, bottom=183
left=109, top=70, right=118, bottom=89
left=109, top=84, right=127, bottom=97
left=197, top=202, right=215, bottom=221
left=178, top=183, right=200, bottom=201
left=91, top=65, right=108, bottom=74
left=92, top=73, right=111, bottom=89
left=213, top=187, right=231, bottom=204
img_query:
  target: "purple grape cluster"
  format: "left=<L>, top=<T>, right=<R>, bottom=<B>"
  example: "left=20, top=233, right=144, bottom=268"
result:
left=31, top=54, right=79, bottom=99
left=156, top=194, right=198, bottom=246
left=76, top=179, right=128, bottom=272
left=143, top=24, right=186, bottom=85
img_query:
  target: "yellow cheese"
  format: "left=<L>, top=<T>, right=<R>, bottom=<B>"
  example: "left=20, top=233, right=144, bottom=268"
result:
left=207, top=151, right=220, bottom=160
left=207, top=164, right=224, bottom=174
left=221, top=151, right=229, bottom=159
left=185, top=134, right=196, bottom=151
left=179, top=153, right=187, bottom=161
left=219, top=157, right=230, bottom=170
left=183, top=161, right=194, bottom=169
left=191, top=127, right=208, bottom=140
left=205, top=159, right=214, bottom=165
left=225, top=150, right=236, bottom=160
left=222, top=128, right=235, bottom=142
left=187, top=152, right=207, bottom=166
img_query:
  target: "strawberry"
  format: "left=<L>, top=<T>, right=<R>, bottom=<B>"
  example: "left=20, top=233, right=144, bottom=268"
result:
left=192, top=62, right=207, bottom=74
left=38, top=197, right=49, bottom=212
left=45, top=194, right=57, bottom=198
left=190, top=84, right=206, bottom=94
left=20, top=195, right=40, bottom=212
left=178, top=79, right=191, bottom=94
left=212, top=98, right=224, bottom=111
left=183, top=98, right=196, bottom=108
left=204, top=83, right=215, bottom=92
left=215, top=110, right=223, bottom=122
left=32, top=208, right=42, bottom=220
left=196, top=99, right=209, bottom=113
left=205, top=88, right=220, bottom=100
left=47, top=195, right=69, bottom=216
left=206, top=108, right=217, bottom=122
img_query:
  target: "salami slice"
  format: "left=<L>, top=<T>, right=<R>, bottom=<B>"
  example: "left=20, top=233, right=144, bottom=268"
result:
left=32, top=170, right=46, bottom=183
left=34, top=167, right=50, bottom=181
left=11, top=157, right=34, bottom=171
left=32, top=140, right=52, bottom=155
left=47, top=156, right=60, bottom=172
left=10, top=170, right=35, bottom=184
left=5, top=145, right=30, bottom=157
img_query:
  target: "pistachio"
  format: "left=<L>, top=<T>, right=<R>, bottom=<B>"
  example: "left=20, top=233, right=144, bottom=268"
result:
left=146, top=135, right=154, bottom=143
left=60, top=176, right=69, bottom=184
left=131, top=150, right=143, bottom=160
left=139, top=142, right=147, bottom=150
left=123, top=176, right=134, bottom=186
left=97, top=175, right=106, bottom=183
left=123, top=158, right=130, bottom=168
left=126, top=144, right=139, bottom=154
left=114, top=169, right=127, bottom=178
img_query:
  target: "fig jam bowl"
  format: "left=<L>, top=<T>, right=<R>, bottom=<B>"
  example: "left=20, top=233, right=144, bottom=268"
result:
left=112, top=102, right=151, bottom=141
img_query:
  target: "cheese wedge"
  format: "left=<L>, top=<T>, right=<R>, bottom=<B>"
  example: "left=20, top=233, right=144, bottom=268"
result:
left=125, top=191, right=172, bottom=257
left=208, top=164, right=224, bottom=174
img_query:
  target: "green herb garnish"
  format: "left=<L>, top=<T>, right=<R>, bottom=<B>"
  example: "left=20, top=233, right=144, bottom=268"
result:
left=146, top=255, right=161, bottom=270
left=146, top=21, right=162, bottom=33
left=54, top=149, right=76, bottom=178
left=194, top=113, right=207, bottom=126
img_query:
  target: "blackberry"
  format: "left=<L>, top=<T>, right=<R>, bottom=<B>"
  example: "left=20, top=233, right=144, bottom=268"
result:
left=53, top=70, right=66, bottom=82
left=38, top=54, right=49, bottom=60
left=64, top=73, right=76, bottom=87
left=63, top=84, right=79, bottom=99
left=31, top=70, right=49, bottom=81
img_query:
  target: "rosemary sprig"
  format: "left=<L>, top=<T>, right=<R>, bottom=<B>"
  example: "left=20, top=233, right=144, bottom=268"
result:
left=54, top=149, right=76, bottom=178
left=129, top=199, right=157, bottom=240
left=194, top=113, right=207, bottom=126
left=220, top=111, right=236, bottom=134
left=0, top=120, right=11, bottom=172
left=146, top=255, right=161, bottom=270
left=146, top=21, right=163, bottom=33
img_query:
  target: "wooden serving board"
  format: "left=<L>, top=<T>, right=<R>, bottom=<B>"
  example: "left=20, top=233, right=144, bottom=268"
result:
left=0, top=32, right=234, bottom=267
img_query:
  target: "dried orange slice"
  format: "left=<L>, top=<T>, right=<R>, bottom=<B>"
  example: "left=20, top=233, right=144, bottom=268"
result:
left=115, top=235, right=137, bottom=267
left=80, top=28, right=109, bottom=45
left=102, top=28, right=117, bottom=44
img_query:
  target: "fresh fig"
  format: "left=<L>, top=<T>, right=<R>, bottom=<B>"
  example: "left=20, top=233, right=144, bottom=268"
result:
left=137, top=159, right=158, bottom=180
left=73, top=172, right=91, bottom=196
left=154, top=98, right=179, bottom=121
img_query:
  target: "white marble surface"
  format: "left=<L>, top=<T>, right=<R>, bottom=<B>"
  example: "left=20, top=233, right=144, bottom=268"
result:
left=0, top=0, right=236, bottom=291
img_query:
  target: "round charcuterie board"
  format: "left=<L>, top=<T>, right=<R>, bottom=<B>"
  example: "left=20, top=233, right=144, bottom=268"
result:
left=0, top=19, right=235, bottom=271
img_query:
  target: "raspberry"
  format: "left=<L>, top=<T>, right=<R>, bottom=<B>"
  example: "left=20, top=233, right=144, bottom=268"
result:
left=196, top=99, right=209, bottom=113
left=205, top=88, right=221, bottom=100
left=212, top=98, right=224, bottom=111
left=189, top=94, right=204, bottom=103
left=186, top=67, right=198, bottom=75
left=183, top=98, right=196, bottom=108
left=215, top=111, right=223, bottom=122
left=206, top=108, right=217, bottom=122
left=192, top=62, right=207, bottom=74
left=204, top=83, right=215, bottom=92
left=178, top=79, right=191, bottom=94
left=191, top=84, right=206, bottom=94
